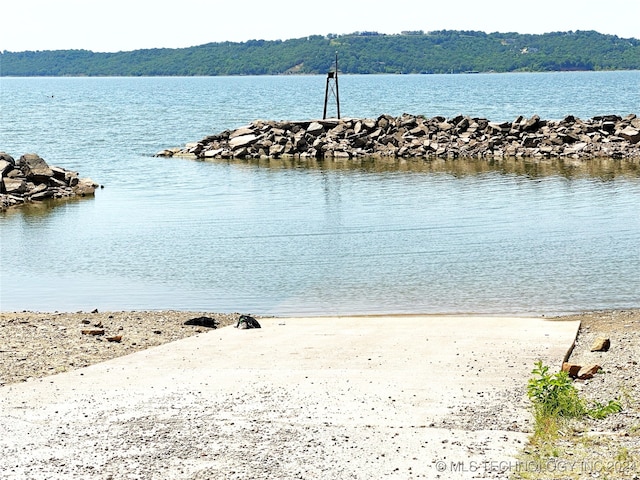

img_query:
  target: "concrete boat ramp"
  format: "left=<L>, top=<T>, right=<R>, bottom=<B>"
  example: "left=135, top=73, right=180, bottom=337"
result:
left=0, top=315, right=579, bottom=479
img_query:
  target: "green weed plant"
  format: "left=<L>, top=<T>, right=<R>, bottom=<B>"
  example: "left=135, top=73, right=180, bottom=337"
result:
left=527, top=361, right=622, bottom=421
left=519, top=362, right=627, bottom=479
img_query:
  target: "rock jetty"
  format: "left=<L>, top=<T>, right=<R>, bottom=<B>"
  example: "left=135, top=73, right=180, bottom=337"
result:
left=1, top=153, right=98, bottom=210
left=157, top=114, right=640, bottom=161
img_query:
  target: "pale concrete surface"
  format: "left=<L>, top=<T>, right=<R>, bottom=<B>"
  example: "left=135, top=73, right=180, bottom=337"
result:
left=0, top=315, right=579, bottom=479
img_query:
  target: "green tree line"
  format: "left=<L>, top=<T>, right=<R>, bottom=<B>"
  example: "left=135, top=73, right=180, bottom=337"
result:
left=2, top=30, right=639, bottom=76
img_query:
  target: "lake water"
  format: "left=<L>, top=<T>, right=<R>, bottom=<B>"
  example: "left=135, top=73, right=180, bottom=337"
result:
left=1, top=72, right=639, bottom=316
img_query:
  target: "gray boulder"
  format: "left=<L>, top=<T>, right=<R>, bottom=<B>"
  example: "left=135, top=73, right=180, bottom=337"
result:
left=229, top=134, right=259, bottom=150
left=0, top=160, right=13, bottom=177
left=19, top=153, right=54, bottom=181
left=73, top=178, right=98, bottom=196
left=3, top=177, right=27, bottom=194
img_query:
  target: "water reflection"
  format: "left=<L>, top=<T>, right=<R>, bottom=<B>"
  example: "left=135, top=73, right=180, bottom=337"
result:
left=0, top=195, right=93, bottom=221
left=2, top=153, right=638, bottom=315
left=210, top=157, right=640, bottom=180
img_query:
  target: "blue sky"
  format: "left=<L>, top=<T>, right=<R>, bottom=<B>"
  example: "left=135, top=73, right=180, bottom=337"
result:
left=2, top=0, right=639, bottom=52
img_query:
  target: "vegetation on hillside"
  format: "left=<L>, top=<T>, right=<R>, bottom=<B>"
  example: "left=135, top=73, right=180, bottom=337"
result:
left=2, top=30, right=639, bottom=76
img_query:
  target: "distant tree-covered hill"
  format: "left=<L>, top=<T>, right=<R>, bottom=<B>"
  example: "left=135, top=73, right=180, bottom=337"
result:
left=2, top=30, right=639, bottom=76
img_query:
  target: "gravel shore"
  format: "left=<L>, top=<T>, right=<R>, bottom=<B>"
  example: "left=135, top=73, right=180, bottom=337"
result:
left=2, top=309, right=637, bottom=388
left=0, top=310, right=252, bottom=385
left=531, top=309, right=640, bottom=479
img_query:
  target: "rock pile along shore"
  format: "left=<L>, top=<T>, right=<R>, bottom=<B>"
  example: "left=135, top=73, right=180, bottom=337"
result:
left=157, top=113, right=640, bottom=161
left=0, top=153, right=98, bottom=210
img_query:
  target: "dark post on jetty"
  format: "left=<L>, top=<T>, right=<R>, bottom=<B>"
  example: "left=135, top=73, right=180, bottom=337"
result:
left=323, top=53, right=341, bottom=120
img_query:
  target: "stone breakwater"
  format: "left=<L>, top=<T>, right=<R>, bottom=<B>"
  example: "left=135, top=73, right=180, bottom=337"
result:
left=0, top=153, right=98, bottom=210
left=157, top=113, right=640, bottom=161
